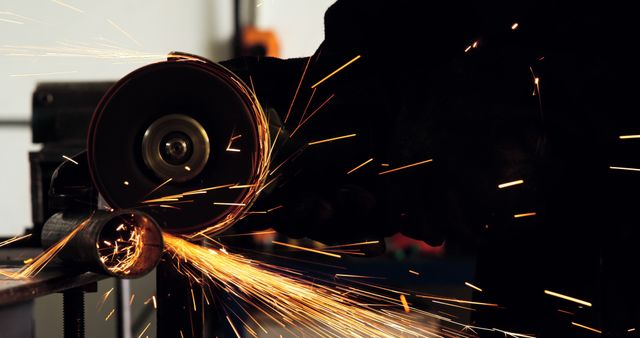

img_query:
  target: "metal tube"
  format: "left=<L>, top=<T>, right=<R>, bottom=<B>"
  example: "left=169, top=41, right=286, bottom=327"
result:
left=42, top=209, right=163, bottom=278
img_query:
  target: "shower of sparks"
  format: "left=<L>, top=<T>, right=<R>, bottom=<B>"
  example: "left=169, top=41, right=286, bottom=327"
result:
left=378, top=159, right=433, bottom=175
left=307, top=133, right=356, bottom=146
left=10, top=70, right=78, bottom=77
left=465, top=282, right=483, bottom=292
left=619, top=134, right=640, bottom=139
left=512, top=22, right=519, bottom=30
left=97, top=222, right=145, bottom=276
left=1, top=43, right=164, bottom=61
left=409, top=270, right=420, bottom=276
left=290, top=93, right=335, bottom=137
left=105, top=309, right=115, bottom=321
left=514, top=212, right=536, bottom=218
left=12, top=214, right=92, bottom=279
left=571, top=322, right=602, bottom=334
left=498, top=179, right=524, bottom=189
left=347, top=157, right=374, bottom=174
left=557, top=309, right=575, bottom=315
left=284, top=56, right=312, bottom=123
left=311, top=54, right=361, bottom=89
left=0, top=233, right=32, bottom=248
left=164, top=234, right=516, bottom=337
left=272, top=240, right=342, bottom=258
left=610, top=166, right=640, bottom=172
left=51, top=0, right=84, bottom=13
left=106, top=19, right=142, bottom=47
left=400, top=294, right=410, bottom=313
left=544, top=290, right=592, bottom=307
left=62, top=155, right=78, bottom=165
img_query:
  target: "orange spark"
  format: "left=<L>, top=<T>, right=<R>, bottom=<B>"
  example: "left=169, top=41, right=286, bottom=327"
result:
left=465, top=282, right=483, bottom=292
left=0, top=233, right=32, bottom=248
left=284, top=56, right=312, bottom=123
left=107, top=19, right=141, bottom=47
left=226, top=316, right=242, bottom=338
left=13, top=214, right=92, bottom=279
left=311, top=55, right=361, bottom=89
left=544, top=290, right=592, bottom=307
left=97, top=288, right=114, bottom=310
left=514, top=212, right=536, bottom=218
left=571, top=322, right=602, bottom=334
left=400, top=294, right=410, bottom=313
left=347, top=158, right=374, bottom=174
left=51, top=0, right=84, bottom=13
left=323, top=240, right=380, bottom=249
left=213, top=202, right=246, bottom=207
left=272, top=240, right=341, bottom=258
left=610, top=166, right=640, bottom=172
left=105, top=309, right=115, bottom=321
left=557, top=309, right=575, bottom=315
left=378, top=159, right=433, bottom=175
left=409, top=270, right=420, bottom=276
left=619, top=134, right=640, bottom=139
left=62, top=155, right=78, bottom=165
left=290, top=94, right=336, bottom=137
left=511, top=22, right=519, bottom=30
left=416, top=295, right=498, bottom=307
left=307, top=133, right=356, bottom=146
left=498, top=179, right=524, bottom=189
left=137, top=322, right=151, bottom=338
left=143, top=178, right=173, bottom=198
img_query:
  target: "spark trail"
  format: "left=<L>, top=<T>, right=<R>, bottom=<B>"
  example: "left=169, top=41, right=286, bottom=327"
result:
left=163, top=233, right=510, bottom=337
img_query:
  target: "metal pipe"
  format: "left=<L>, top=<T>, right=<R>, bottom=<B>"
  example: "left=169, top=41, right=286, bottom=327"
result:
left=42, top=209, right=163, bottom=278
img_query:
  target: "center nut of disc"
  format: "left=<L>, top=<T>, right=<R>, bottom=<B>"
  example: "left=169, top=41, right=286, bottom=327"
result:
left=142, top=114, right=210, bottom=182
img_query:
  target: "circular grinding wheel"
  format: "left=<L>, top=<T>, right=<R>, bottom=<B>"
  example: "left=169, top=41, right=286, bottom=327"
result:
left=87, top=53, right=269, bottom=235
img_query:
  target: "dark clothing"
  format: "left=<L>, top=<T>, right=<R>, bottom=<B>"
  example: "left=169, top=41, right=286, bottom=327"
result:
left=226, top=1, right=639, bottom=335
